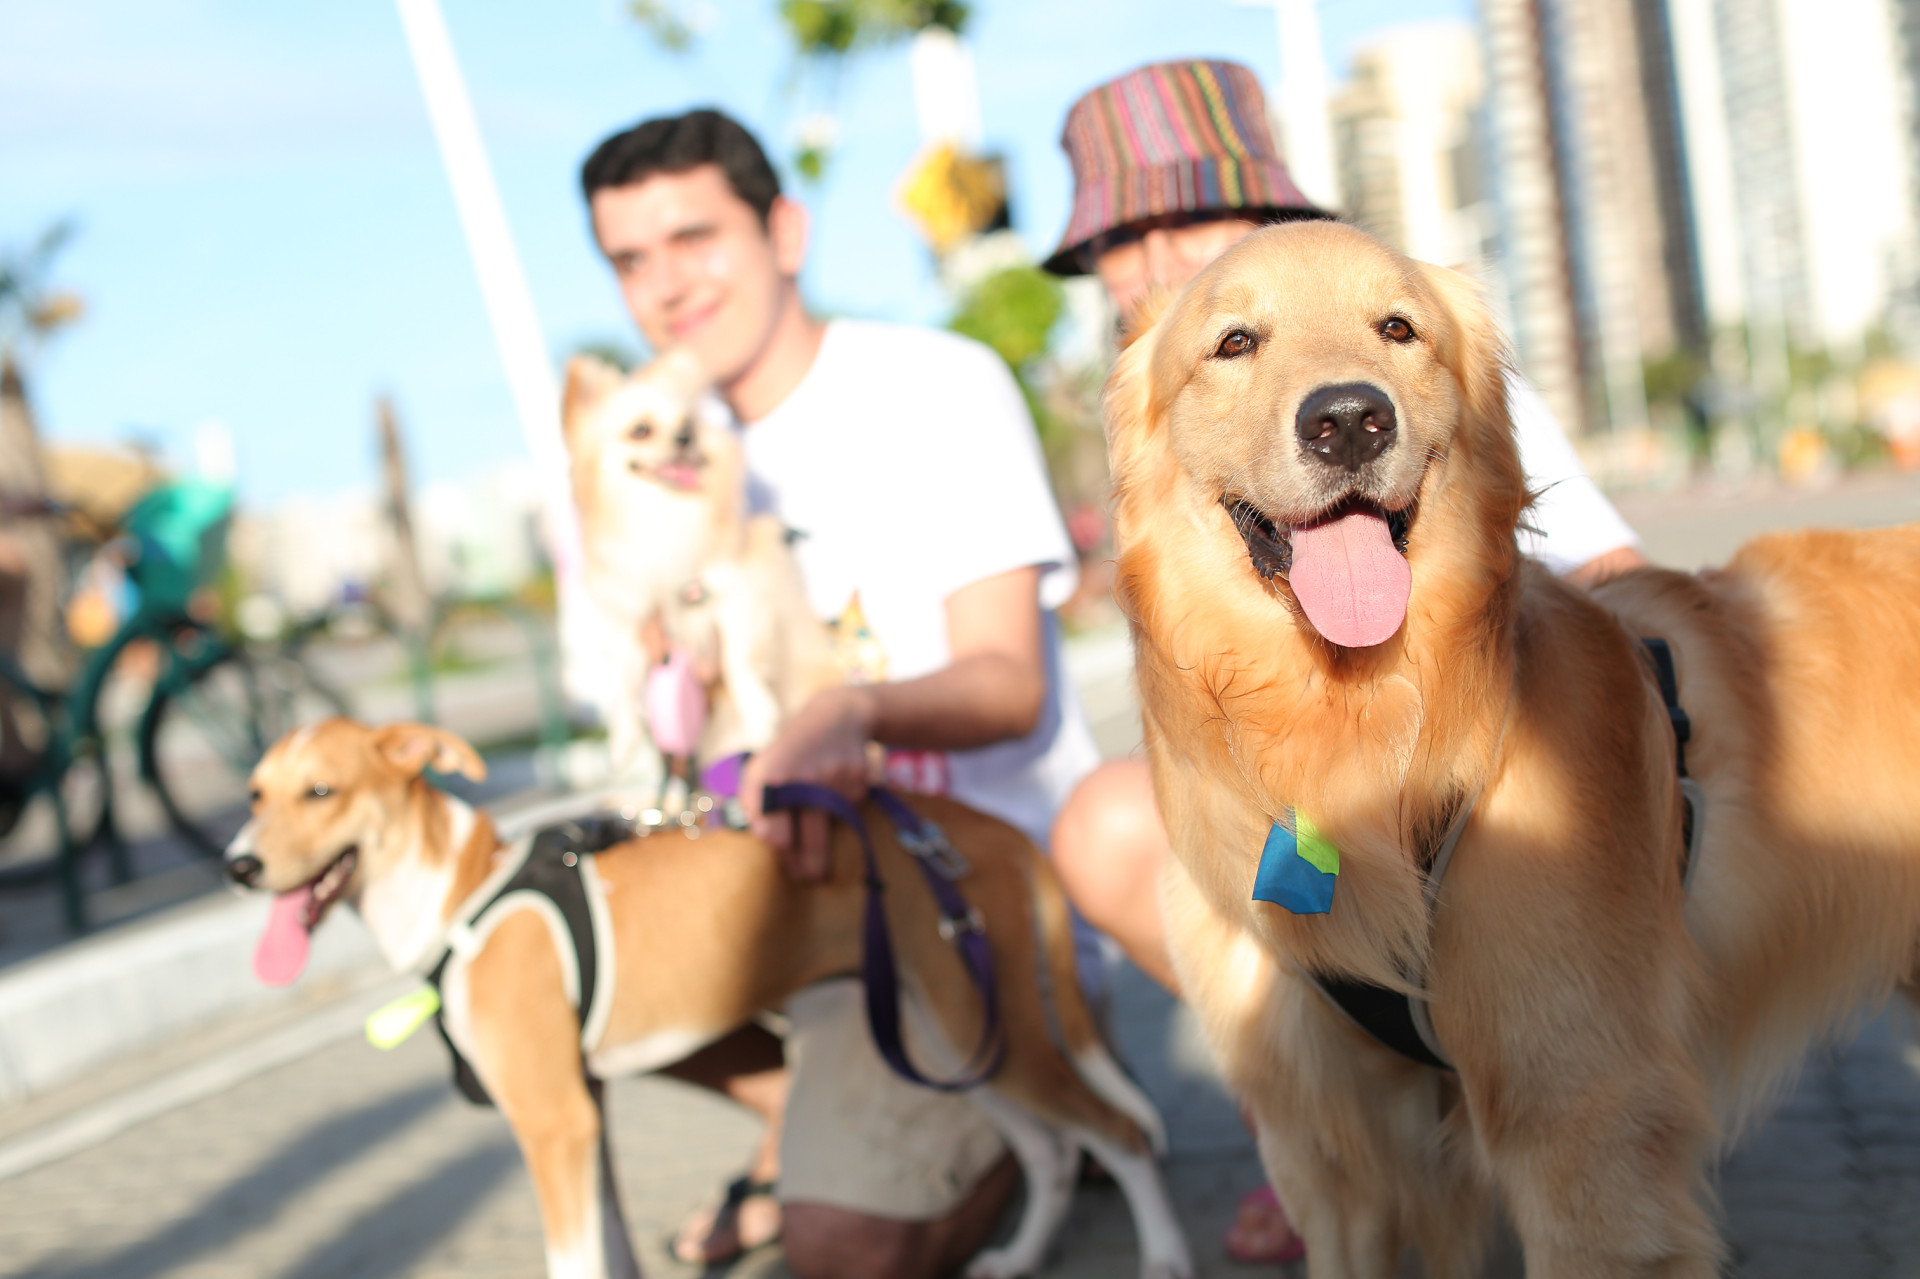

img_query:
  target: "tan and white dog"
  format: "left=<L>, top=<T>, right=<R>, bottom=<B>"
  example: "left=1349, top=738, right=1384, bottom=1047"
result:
left=225, top=718, right=1194, bottom=1279
left=562, top=350, right=834, bottom=770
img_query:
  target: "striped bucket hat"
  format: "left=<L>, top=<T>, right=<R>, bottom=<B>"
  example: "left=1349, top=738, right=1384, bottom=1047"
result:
left=1043, top=60, right=1319, bottom=276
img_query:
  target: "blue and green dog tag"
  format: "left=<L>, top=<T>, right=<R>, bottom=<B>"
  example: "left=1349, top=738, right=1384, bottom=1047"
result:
left=1252, top=810, right=1339, bottom=914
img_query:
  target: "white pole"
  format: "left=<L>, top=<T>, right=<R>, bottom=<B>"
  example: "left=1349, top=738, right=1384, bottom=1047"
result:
left=393, top=0, right=580, bottom=577
left=396, top=0, right=619, bottom=727
left=1234, top=0, right=1340, bottom=210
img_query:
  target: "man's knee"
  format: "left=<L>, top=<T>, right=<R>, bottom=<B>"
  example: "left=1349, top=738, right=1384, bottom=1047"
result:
left=1052, top=760, right=1165, bottom=924
left=782, top=1204, right=931, bottom=1279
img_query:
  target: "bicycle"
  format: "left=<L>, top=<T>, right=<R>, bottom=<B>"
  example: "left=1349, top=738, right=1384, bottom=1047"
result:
left=0, top=478, right=346, bottom=931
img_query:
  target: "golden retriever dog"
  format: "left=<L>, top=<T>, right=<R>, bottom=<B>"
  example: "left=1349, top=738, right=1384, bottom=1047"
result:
left=1105, top=218, right=1920, bottom=1277
left=563, top=350, right=834, bottom=771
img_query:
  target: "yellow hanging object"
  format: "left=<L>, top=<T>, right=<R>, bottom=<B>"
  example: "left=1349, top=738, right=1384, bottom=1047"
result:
left=365, top=984, right=442, bottom=1050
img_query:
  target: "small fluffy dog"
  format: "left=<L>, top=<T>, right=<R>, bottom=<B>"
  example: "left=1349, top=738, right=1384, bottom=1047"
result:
left=1108, top=219, right=1920, bottom=1276
left=563, top=350, right=833, bottom=770
left=227, top=719, right=1194, bottom=1279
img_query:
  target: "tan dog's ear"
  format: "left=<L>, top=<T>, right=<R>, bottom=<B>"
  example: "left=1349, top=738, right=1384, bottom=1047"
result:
left=374, top=723, right=487, bottom=782
left=1415, top=261, right=1527, bottom=532
left=1415, top=263, right=1512, bottom=442
left=562, top=356, right=623, bottom=439
left=1116, top=287, right=1175, bottom=350
left=1103, top=315, right=1162, bottom=491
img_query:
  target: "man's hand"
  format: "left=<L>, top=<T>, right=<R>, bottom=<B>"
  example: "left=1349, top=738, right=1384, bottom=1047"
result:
left=741, top=684, right=878, bottom=880
left=1565, top=544, right=1649, bottom=589
left=742, top=564, right=1048, bottom=882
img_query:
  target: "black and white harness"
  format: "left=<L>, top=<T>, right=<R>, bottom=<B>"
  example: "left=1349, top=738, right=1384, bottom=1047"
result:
left=419, top=791, right=1006, bottom=1105
left=424, top=814, right=629, bottom=1106
left=1307, top=636, right=1705, bottom=1071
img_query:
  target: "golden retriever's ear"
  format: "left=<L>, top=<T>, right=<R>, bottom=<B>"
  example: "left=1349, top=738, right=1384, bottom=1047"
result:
left=1102, top=315, right=1161, bottom=489
left=1415, top=263, right=1511, bottom=439
left=1416, top=261, right=1528, bottom=531
left=562, top=356, right=622, bottom=439
left=375, top=723, right=487, bottom=782
left=1117, top=287, right=1175, bottom=350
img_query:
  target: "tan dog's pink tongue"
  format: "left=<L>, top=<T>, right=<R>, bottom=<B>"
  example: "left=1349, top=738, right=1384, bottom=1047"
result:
left=254, top=888, right=314, bottom=987
left=1288, top=509, right=1411, bottom=648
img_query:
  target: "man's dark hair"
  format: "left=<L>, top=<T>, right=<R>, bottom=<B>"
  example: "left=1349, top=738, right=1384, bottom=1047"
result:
left=580, top=108, right=782, bottom=223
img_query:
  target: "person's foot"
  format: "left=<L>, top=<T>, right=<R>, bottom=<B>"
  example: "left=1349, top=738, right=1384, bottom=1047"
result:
left=670, top=1175, right=782, bottom=1265
left=1223, top=1183, right=1305, bottom=1265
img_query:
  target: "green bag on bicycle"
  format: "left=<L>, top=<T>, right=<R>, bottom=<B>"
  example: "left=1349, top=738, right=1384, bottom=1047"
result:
left=121, top=478, right=233, bottom=617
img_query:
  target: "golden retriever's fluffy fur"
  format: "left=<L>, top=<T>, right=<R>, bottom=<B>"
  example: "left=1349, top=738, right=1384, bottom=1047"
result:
left=1107, top=219, right=1920, bottom=1276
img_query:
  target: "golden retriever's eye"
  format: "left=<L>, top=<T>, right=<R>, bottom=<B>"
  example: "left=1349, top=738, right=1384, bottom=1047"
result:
left=307, top=783, right=331, bottom=800
left=628, top=422, right=653, bottom=440
left=1380, top=316, right=1416, bottom=343
left=1214, top=330, right=1258, bottom=359
left=249, top=787, right=262, bottom=805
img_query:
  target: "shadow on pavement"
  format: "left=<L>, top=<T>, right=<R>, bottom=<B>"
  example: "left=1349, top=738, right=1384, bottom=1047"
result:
left=276, top=1140, right=520, bottom=1279
left=40, top=1081, right=450, bottom=1279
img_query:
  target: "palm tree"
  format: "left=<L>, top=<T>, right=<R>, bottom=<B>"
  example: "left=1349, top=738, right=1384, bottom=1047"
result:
left=0, top=219, right=86, bottom=684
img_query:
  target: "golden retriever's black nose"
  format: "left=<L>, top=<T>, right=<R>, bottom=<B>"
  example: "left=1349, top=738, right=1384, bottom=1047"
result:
left=1296, top=383, right=1397, bottom=470
left=227, top=854, right=263, bottom=887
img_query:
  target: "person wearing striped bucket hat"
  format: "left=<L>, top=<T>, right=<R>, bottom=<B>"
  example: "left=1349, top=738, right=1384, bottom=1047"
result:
left=1040, top=59, right=1328, bottom=317
left=1042, top=59, right=1648, bottom=1268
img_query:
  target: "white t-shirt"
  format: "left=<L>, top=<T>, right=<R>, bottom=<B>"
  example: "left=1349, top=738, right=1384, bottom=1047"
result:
left=1509, top=372, right=1641, bottom=573
left=742, top=319, right=1099, bottom=847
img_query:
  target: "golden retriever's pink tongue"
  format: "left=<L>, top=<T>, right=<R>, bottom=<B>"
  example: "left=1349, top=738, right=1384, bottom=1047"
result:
left=254, top=888, right=313, bottom=987
left=1288, top=509, right=1411, bottom=647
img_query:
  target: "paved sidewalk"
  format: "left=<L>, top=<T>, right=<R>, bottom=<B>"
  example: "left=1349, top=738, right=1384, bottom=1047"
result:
left=0, top=963, right=1267, bottom=1279
left=6, top=473, right=1920, bottom=1276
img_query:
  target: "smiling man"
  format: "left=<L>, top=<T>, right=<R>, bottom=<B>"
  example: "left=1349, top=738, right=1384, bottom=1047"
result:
left=580, top=109, right=1100, bottom=1279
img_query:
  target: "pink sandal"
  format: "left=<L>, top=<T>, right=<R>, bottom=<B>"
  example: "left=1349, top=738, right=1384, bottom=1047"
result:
left=1224, top=1183, right=1307, bottom=1265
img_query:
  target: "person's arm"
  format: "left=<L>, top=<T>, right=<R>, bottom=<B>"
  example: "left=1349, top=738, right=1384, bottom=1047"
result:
left=740, top=564, right=1046, bottom=878
left=1506, top=371, right=1648, bottom=583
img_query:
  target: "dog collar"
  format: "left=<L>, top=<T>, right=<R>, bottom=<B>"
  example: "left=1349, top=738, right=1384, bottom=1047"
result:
left=1252, top=810, right=1340, bottom=915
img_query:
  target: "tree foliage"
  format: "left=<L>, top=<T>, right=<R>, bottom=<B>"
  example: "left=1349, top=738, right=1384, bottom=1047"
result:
left=778, top=0, right=969, bottom=56
left=948, top=266, right=1061, bottom=371
left=0, top=219, right=84, bottom=364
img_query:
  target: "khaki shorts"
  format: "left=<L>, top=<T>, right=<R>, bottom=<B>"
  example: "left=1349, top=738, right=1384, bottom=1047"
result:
left=778, top=979, right=1007, bottom=1220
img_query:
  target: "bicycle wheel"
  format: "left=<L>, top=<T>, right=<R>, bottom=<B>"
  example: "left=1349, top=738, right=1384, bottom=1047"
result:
left=0, top=660, right=104, bottom=883
left=141, top=648, right=349, bottom=857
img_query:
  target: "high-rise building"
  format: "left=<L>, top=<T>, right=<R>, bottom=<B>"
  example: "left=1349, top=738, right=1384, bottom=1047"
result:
left=1471, top=0, right=1919, bottom=437
left=1331, top=23, right=1498, bottom=271
left=1475, top=0, right=1707, bottom=434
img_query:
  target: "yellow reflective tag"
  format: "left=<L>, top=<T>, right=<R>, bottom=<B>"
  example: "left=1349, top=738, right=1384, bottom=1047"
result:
left=365, top=985, right=442, bottom=1050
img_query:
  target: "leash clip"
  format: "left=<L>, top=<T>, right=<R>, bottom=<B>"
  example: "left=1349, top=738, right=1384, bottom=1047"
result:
left=899, top=818, right=971, bottom=879
left=937, top=905, right=986, bottom=942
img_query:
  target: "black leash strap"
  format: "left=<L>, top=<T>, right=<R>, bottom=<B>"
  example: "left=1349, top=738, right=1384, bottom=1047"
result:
left=761, top=782, right=1006, bottom=1092
left=1640, top=637, right=1705, bottom=887
left=1639, top=638, right=1690, bottom=776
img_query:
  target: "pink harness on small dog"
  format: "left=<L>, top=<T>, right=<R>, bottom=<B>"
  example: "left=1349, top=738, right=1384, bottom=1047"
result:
left=645, top=648, right=708, bottom=757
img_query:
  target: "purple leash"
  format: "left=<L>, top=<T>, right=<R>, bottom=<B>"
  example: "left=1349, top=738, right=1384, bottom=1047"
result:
left=761, top=782, right=1007, bottom=1092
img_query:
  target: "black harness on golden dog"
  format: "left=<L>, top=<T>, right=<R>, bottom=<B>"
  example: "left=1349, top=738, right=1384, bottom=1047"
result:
left=1307, top=637, right=1703, bottom=1072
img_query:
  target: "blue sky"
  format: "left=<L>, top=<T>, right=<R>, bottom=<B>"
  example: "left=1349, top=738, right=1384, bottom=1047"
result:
left=3, top=0, right=1471, bottom=506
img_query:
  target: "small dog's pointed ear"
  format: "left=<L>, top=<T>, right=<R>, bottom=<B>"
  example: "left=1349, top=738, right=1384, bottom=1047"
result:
left=375, top=723, right=487, bottom=782
left=562, top=357, right=622, bottom=438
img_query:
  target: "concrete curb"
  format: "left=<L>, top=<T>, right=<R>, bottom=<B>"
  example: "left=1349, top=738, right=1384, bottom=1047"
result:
left=0, top=891, right=381, bottom=1105
left=0, top=975, right=413, bottom=1180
